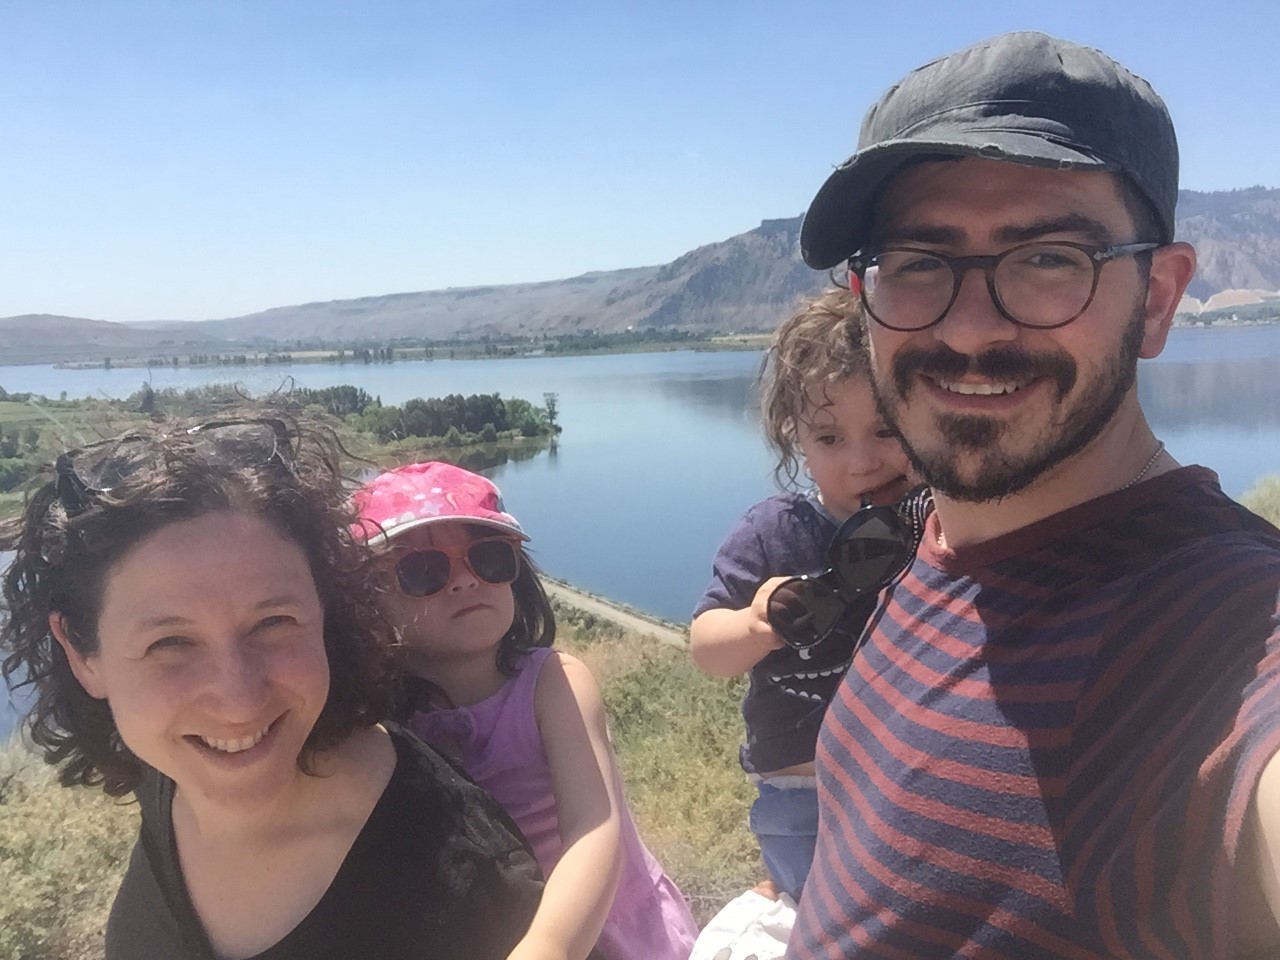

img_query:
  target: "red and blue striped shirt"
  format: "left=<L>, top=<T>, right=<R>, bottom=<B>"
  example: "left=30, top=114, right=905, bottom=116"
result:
left=788, top=468, right=1280, bottom=959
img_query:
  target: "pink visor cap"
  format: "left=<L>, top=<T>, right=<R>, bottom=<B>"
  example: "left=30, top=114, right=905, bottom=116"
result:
left=351, top=461, right=527, bottom=546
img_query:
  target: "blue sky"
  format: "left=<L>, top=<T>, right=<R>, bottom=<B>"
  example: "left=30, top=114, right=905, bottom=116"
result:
left=1, top=0, right=1275, bottom=322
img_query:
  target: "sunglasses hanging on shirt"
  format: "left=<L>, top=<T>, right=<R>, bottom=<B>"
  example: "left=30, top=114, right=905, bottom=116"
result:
left=766, top=486, right=932, bottom=659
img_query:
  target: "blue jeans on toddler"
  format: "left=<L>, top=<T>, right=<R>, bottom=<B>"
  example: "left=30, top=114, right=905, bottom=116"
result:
left=749, top=776, right=819, bottom=901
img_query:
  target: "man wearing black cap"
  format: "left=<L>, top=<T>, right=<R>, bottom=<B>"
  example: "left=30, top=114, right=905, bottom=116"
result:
left=788, top=32, right=1280, bottom=959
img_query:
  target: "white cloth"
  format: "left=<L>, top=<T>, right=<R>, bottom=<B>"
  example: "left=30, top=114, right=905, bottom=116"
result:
left=688, top=890, right=796, bottom=960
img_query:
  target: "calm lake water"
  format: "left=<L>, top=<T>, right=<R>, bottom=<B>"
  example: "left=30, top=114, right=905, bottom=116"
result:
left=3, top=325, right=1280, bottom=738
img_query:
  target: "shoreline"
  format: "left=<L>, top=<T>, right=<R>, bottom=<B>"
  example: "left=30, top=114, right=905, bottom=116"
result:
left=543, top=576, right=688, bottom=649
left=6, top=336, right=772, bottom=371
left=4, top=320, right=1278, bottom=371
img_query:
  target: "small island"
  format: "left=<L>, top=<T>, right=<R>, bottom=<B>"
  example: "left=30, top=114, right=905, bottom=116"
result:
left=0, top=382, right=561, bottom=527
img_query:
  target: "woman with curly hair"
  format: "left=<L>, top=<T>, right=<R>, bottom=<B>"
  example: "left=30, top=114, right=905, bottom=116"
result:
left=1, top=417, right=543, bottom=960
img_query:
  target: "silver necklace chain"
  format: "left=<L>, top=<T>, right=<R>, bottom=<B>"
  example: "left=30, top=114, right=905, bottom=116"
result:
left=933, top=441, right=1167, bottom=548
left=1123, top=441, right=1166, bottom=490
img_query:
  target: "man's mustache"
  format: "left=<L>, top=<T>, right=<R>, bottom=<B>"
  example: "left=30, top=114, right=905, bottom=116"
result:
left=891, top=344, right=1077, bottom=399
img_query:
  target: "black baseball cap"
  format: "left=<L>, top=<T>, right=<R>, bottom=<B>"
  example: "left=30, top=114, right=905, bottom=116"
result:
left=800, top=32, right=1179, bottom=270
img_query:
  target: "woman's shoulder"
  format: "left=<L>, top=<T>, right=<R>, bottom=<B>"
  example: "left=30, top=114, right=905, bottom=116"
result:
left=379, top=724, right=542, bottom=864
left=106, top=793, right=210, bottom=960
left=384, top=722, right=476, bottom=792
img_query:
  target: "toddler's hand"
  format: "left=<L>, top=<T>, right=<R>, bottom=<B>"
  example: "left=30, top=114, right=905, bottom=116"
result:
left=747, top=577, right=792, bottom=653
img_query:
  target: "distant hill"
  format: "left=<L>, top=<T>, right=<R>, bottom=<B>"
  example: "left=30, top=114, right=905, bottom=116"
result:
left=169, top=217, right=825, bottom=344
left=3, top=187, right=1278, bottom=364
left=0, top=314, right=231, bottom=366
left=1175, top=187, right=1280, bottom=301
left=178, top=188, right=1280, bottom=341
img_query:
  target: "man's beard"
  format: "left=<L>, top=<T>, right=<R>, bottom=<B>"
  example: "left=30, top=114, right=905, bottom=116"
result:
left=871, top=311, right=1146, bottom=503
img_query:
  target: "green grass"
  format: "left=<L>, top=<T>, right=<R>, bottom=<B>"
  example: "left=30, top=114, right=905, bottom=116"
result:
left=0, top=612, right=756, bottom=957
left=1242, top=474, right=1280, bottom=527
left=0, top=402, right=34, bottom=424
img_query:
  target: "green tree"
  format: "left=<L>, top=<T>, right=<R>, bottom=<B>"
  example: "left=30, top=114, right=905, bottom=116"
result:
left=480, top=422, right=498, bottom=443
left=21, top=426, right=39, bottom=452
left=293, top=385, right=374, bottom=417
left=0, top=457, right=29, bottom=491
left=463, top=393, right=506, bottom=433
left=543, top=392, right=561, bottom=433
left=135, top=382, right=157, bottom=413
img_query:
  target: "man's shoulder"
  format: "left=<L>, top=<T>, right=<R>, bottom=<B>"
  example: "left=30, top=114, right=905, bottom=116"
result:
left=1130, top=469, right=1280, bottom=571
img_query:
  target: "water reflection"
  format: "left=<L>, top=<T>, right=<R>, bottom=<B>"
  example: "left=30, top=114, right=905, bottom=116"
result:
left=1141, top=359, right=1280, bottom=429
left=388, top=438, right=554, bottom=474
left=656, top=370, right=760, bottom=421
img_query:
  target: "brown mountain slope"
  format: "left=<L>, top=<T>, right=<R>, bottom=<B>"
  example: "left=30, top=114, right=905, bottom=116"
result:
left=0, top=314, right=229, bottom=365
left=4, top=187, right=1278, bottom=364
left=177, top=187, right=1280, bottom=341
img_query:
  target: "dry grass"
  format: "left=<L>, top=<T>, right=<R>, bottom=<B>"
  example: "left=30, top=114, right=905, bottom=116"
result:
left=556, top=616, right=760, bottom=923
left=1241, top=474, right=1280, bottom=527
left=0, top=742, right=137, bottom=960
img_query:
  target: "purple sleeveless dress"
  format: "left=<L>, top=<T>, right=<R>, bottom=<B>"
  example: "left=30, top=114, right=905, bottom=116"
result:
left=408, top=648, right=698, bottom=960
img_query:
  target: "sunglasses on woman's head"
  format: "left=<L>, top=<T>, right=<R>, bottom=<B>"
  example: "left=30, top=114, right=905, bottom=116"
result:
left=393, top=536, right=522, bottom=597
left=766, top=486, right=931, bottom=659
left=54, top=418, right=293, bottom=518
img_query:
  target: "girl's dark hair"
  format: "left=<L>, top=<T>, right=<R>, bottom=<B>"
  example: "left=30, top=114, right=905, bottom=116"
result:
left=0, top=416, right=398, bottom=797
left=496, top=546, right=555, bottom=675
left=759, top=288, right=870, bottom=489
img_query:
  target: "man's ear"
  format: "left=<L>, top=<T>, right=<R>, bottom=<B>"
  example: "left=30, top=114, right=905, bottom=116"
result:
left=49, top=613, right=106, bottom=700
left=1139, top=241, right=1197, bottom=359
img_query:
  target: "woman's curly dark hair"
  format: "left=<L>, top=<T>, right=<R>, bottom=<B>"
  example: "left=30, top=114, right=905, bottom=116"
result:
left=759, top=288, right=871, bottom=489
left=0, top=416, right=399, bottom=798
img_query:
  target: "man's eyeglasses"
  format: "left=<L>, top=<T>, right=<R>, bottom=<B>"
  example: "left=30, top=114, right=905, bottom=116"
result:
left=848, top=241, right=1161, bottom=332
left=766, top=487, right=931, bottom=659
left=393, top=537, right=522, bottom=597
left=54, top=418, right=293, bottom=517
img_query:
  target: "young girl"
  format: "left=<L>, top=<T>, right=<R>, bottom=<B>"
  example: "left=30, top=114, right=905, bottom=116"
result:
left=353, top=462, right=699, bottom=960
left=690, top=289, right=916, bottom=900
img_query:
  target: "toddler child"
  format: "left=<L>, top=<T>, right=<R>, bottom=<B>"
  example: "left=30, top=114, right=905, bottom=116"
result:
left=354, top=462, right=699, bottom=960
left=690, top=289, right=915, bottom=900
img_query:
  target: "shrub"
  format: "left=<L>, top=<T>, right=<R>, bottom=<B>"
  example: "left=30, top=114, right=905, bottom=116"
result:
left=0, top=458, right=30, bottom=493
left=1242, top=474, right=1280, bottom=527
left=0, top=742, right=137, bottom=960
